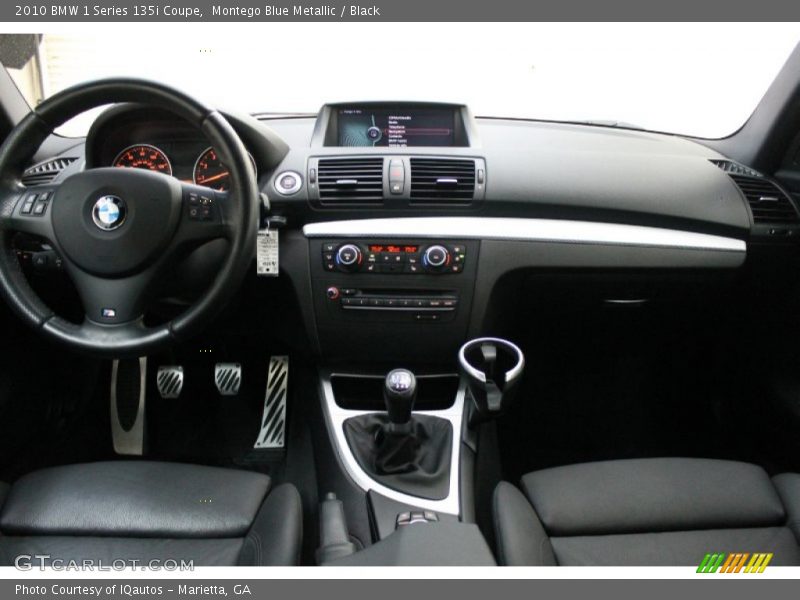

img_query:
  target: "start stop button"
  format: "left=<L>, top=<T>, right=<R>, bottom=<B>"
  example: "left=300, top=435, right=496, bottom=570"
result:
left=275, top=171, right=302, bottom=195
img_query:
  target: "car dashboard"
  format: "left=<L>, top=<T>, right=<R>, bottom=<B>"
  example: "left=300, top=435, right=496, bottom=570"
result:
left=16, top=99, right=800, bottom=363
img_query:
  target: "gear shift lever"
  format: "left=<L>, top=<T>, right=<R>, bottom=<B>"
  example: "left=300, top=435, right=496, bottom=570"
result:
left=342, top=367, right=452, bottom=499
left=383, top=368, right=417, bottom=433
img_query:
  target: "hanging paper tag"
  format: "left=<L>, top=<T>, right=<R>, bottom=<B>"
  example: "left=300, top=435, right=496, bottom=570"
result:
left=256, top=229, right=279, bottom=276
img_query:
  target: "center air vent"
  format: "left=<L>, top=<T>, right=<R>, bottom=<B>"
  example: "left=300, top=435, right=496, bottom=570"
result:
left=317, top=157, right=384, bottom=205
left=728, top=174, right=799, bottom=224
left=410, top=158, right=476, bottom=202
left=22, top=157, right=79, bottom=186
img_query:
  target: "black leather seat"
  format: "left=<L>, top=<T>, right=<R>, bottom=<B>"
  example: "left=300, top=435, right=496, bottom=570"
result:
left=0, top=461, right=302, bottom=566
left=493, top=458, right=800, bottom=566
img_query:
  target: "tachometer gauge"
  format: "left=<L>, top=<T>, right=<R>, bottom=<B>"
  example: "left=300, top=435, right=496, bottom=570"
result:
left=112, top=144, right=172, bottom=176
left=193, top=147, right=256, bottom=191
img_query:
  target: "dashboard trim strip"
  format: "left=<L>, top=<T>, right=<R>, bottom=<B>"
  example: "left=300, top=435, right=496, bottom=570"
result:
left=303, top=217, right=746, bottom=253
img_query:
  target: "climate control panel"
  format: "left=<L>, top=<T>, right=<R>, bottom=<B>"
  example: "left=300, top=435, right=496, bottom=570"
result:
left=321, top=241, right=466, bottom=274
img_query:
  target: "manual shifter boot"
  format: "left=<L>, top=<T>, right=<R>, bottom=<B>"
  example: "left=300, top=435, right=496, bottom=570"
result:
left=343, top=413, right=452, bottom=500
left=342, top=368, right=453, bottom=500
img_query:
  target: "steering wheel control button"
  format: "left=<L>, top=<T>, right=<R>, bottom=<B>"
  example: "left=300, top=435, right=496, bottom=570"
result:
left=186, top=191, right=215, bottom=221
left=32, top=199, right=49, bottom=216
left=275, top=171, right=302, bottom=195
left=91, top=195, right=127, bottom=231
left=20, top=194, right=36, bottom=214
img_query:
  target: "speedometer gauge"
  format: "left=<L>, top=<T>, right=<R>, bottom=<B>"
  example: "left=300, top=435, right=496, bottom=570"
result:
left=193, top=147, right=256, bottom=191
left=112, top=144, right=172, bottom=176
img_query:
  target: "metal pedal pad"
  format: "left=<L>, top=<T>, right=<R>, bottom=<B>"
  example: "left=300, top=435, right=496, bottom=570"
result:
left=255, top=356, right=289, bottom=448
left=111, top=357, right=147, bottom=456
left=215, top=363, right=242, bottom=396
left=156, top=366, right=184, bottom=399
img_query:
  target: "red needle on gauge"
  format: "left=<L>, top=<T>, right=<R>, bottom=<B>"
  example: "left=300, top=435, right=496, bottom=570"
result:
left=199, top=171, right=229, bottom=184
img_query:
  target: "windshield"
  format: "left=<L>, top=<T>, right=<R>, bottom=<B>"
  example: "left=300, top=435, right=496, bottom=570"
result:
left=3, top=23, right=799, bottom=138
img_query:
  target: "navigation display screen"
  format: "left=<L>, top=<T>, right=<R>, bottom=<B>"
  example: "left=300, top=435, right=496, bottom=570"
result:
left=337, top=107, right=456, bottom=147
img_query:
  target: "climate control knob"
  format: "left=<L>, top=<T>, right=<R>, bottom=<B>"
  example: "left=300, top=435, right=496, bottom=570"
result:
left=423, top=245, right=450, bottom=269
left=336, top=244, right=362, bottom=271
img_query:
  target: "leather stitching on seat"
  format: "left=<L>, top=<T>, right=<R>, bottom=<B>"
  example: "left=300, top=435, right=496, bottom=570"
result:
left=251, top=529, right=263, bottom=565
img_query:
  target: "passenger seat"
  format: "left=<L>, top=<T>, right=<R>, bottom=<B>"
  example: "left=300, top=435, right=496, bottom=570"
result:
left=493, top=458, right=800, bottom=565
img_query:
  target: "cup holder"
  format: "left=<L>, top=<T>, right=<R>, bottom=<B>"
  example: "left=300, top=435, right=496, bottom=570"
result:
left=458, top=337, right=525, bottom=424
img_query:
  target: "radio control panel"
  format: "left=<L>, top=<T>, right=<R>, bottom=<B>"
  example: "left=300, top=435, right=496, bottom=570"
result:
left=325, top=286, right=458, bottom=318
left=321, top=241, right=466, bottom=275
left=309, top=238, right=478, bottom=361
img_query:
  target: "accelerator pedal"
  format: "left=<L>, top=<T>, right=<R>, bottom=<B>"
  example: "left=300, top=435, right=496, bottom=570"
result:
left=255, top=356, right=289, bottom=448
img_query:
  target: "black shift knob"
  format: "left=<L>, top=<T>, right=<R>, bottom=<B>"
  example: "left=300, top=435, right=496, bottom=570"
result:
left=384, top=369, right=417, bottom=425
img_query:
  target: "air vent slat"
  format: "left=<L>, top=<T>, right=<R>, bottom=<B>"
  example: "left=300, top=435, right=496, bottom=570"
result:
left=709, top=159, right=762, bottom=178
left=317, top=157, right=384, bottom=205
left=21, top=157, right=78, bottom=186
left=727, top=173, right=799, bottom=224
left=409, top=158, right=476, bottom=203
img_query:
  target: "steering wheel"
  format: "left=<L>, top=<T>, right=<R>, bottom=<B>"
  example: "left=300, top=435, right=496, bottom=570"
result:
left=0, top=79, right=259, bottom=357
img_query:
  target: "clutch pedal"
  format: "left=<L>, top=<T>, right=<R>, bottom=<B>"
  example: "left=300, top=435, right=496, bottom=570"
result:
left=156, top=366, right=184, bottom=399
left=215, top=363, right=242, bottom=396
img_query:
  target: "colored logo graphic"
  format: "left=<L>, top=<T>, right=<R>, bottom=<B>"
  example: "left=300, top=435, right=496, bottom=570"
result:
left=92, top=195, right=126, bottom=231
left=697, top=553, right=773, bottom=573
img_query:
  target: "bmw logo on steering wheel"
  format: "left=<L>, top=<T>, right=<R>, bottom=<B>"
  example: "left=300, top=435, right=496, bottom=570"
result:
left=91, top=195, right=127, bottom=231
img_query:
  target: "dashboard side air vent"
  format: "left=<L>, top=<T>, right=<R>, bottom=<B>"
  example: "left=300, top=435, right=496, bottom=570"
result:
left=22, top=157, right=79, bottom=186
left=410, top=158, right=476, bottom=203
left=728, top=174, right=799, bottom=224
left=317, top=157, right=384, bottom=205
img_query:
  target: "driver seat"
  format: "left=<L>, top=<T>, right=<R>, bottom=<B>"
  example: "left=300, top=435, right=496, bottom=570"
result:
left=0, top=461, right=302, bottom=566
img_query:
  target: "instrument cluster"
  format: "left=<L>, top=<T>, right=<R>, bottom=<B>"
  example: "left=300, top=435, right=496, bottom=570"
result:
left=111, top=143, right=255, bottom=191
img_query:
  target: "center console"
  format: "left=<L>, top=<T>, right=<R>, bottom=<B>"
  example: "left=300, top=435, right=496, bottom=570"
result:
left=309, top=237, right=478, bottom=364
left=314, top=336, right=525, bottom=565
left=297, top=102, right=502, bottom=564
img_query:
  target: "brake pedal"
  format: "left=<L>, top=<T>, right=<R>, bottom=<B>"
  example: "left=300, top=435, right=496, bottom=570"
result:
left=156, top=366, right=184, bottom=399
left=255, top=356, right=288, bottom=448
left=215, top=363, right=242, bottom=396
left=110, top=357, right=147, bottom=456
